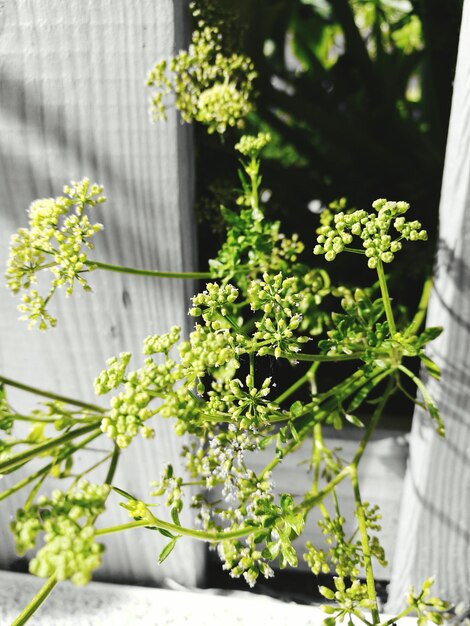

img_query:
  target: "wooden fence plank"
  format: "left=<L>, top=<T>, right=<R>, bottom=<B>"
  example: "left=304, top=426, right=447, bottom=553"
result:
left=0, top=0, right=204, bottom=585
left=387, top=0, right=470, bottom=610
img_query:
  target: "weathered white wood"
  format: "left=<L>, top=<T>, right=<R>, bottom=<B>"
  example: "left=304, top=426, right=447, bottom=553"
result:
left=0, top=0, right=204, bottom=585
left=0, top=570, right=420, bottom=626
left=387, top=0, right=470, bottom=610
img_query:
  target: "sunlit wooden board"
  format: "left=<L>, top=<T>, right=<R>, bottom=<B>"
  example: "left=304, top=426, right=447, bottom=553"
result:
left=0, top=0, right=204, bottom=585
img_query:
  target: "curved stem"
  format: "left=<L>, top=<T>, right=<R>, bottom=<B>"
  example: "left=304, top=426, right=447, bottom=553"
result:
left=407, top=275, right=433, bottom=336
left=297, top=466, right=351, bottom=513
left=88, top=260, right=211, bottom=280
left=350, top=465, right=380, bottom=625
left=11, top=575, right=57, bottom=626
left=261, top=349, right=376, bottom=363
left=0, top=375, right=105, bottom=413
left=352, top=378, right=395, bottom=466
left=274, top=362, right=319, bottom=405
left=96, top=517, right=257, bottom=542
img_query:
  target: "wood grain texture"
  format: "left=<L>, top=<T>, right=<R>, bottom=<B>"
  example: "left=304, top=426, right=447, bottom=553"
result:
left=386, top=0, right=470, bottom=610
left=0, top=0, right=204, bottom=585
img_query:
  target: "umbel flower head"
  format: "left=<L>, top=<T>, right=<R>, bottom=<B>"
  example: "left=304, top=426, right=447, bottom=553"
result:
left=6, top=178, right=105, bottom=329
left=313, top=198, right=428, bottom=268
left=146, top=3, right=256, bottom=134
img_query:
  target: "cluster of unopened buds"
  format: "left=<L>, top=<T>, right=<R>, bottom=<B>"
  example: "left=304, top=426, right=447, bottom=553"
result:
left=314, top=199, right=428, bottom=268
left=146, top=3, right=256, bottom=134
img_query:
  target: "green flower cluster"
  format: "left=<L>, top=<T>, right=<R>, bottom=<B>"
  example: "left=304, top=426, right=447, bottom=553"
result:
left=217, top=375, right=277, bottom=429
left=143, top=326, right=181, bottom=355
left=190, top=282, right=239, bottom=328
left=99, top=359, right=165, bottom=448
left=179, top=324, right=242, bottom=386
left=151, top=464, right=184, bottom=514
left=218, top=493, right=304, bottom=587
left=94, top=352, right=132, bottom=395
left=314, top=198, right=427, bottom=269
left=218, top=536, right=274, bottom=588
left=6, top=178, right=105, bottom=329
left=11, top=482, right=109, bottom=585
left=318, top=290, right=388, bottom=359
left=234, top=132, right=271, bottom=157
left=146, top=5, right=256, bottom=134
left=248, top=272, right=310, bottom=358
left=406, top=578, right=450, bottom=626
left=304, top=500, right=386, bottom=586
left=319, top=577, right=376, bottom=625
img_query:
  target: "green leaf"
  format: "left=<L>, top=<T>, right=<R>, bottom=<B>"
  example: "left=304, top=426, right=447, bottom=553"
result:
left=290, top=400, right=303, bottom=418
left=112, top=486, right=138, bottom=501
left=157, top=536, right=179, bottom=564
left=289, top=422, right=299, bottom=441
left=419, top=354, right=441, bottom=380
left=157, top=528, right=176, bottom=539
left=280, top=493, right=295, bottom=512
left=417, top=327, right=443, bottom=346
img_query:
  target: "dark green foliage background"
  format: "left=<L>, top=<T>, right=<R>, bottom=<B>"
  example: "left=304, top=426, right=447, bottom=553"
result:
left=193, top=0, right=463, bottom=425
left=195, top=0, right=462, bottom=273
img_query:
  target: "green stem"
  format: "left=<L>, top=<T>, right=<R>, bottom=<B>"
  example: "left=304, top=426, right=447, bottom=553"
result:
left=352, top=378, right=395, bottom=466
left=260, top=368, right=389, bottom=476
left=70, top=453, right=113, bottom=489
left=89, top=260, right=211, bottom=280
left=0, top=375, right=105, bottom=413
left=9, top=414, right=59, bottom=424
left=297, top=466, right=351, bottom=513
left=380, top=606, right=415, bottom=626
left=0, top=423, right=101, bottom=475
left=261, top=349, right=379, bottom=363
left=274, top=362, right=319, bottom=405
left=376, top=260, right=396, bottom=335
left=312, top=422, right=323, bottom=493
left=407, top=275, right=433, bottom=336
left=11, top=575, right=57, bottom=626
left=105, top=446, right=120, bottom=485
left=96, top=517, right=257, bottom=542
left=350, top=465, right=380, bottom=625
left=0, top=464, right=50, bottom=502
left=249, top=353, right=255, bottom=384
left=0, top=430, right=102, bottom=502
